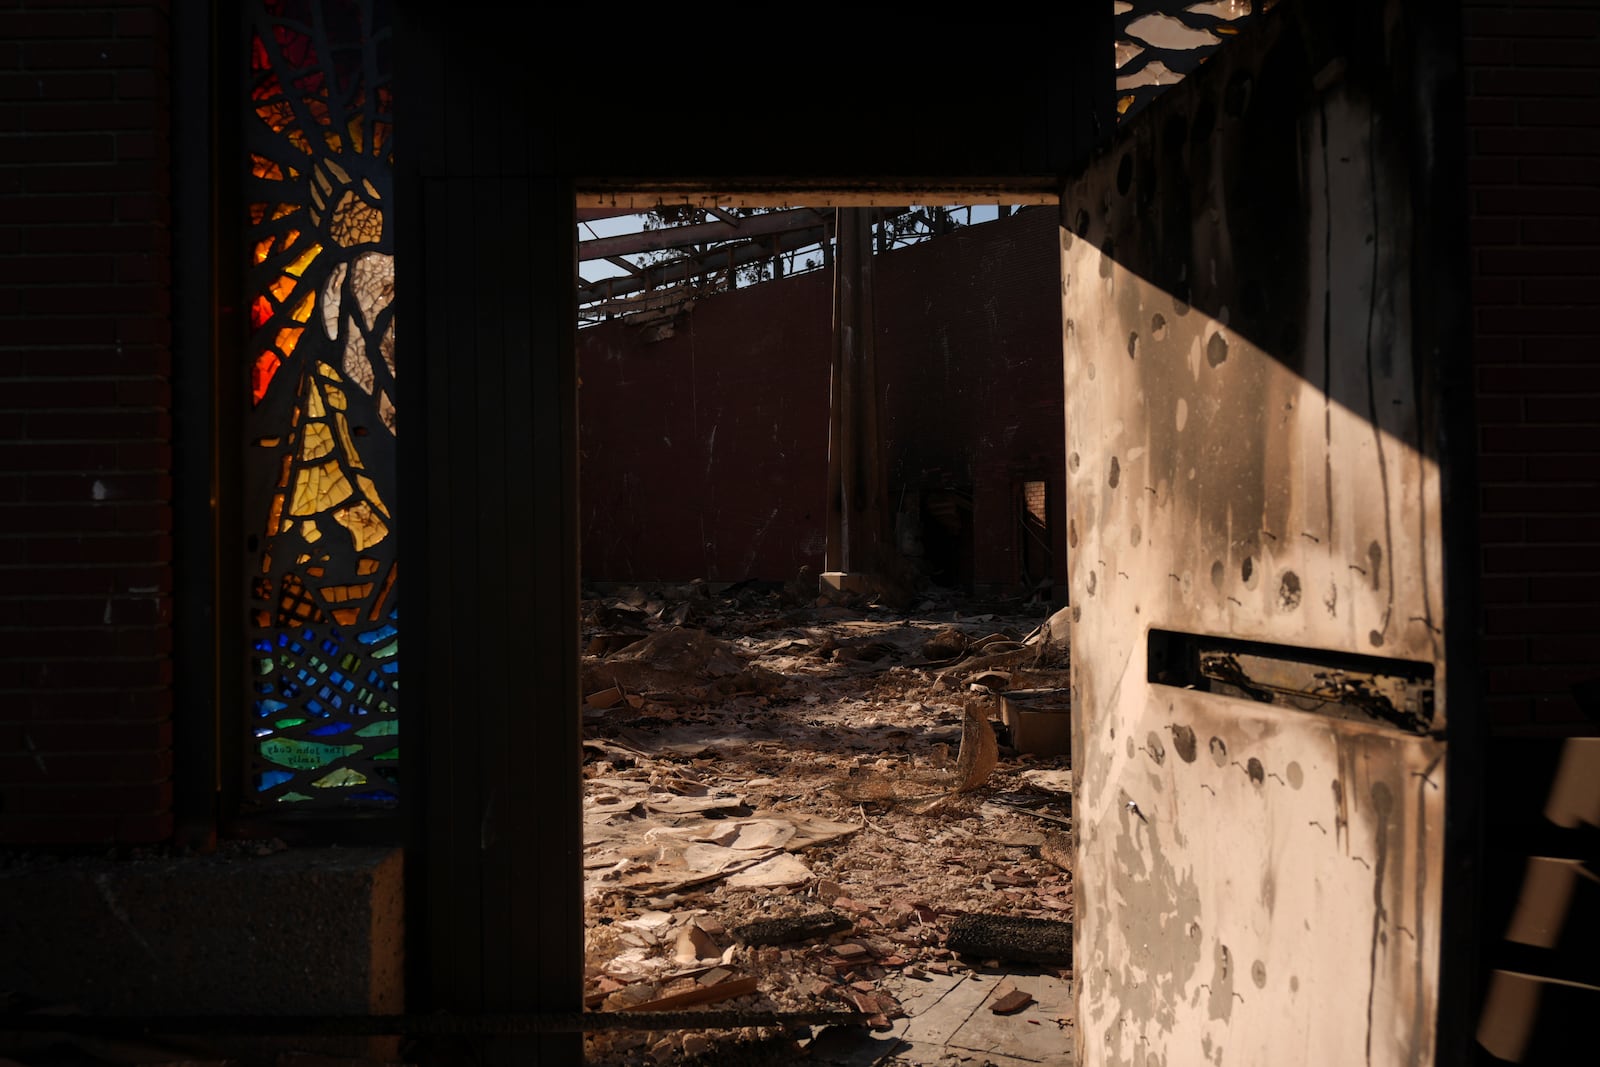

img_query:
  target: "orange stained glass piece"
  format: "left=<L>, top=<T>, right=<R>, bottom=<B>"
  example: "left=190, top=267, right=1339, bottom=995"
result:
left=288, top=129, right=313, bottom=156
left=332, top=608, right=361, bottom=626
left=277, top=453, right=292, bottom=489
left=251, top=154, right=284, bottom=180
left=256, top=100, right=294, bottom=132
left=272, top=203, right=300, bottom=221
left=323, top=130, right=344, bottom=153
left=253, top=237, right=275, bottom=264
left=255, top=436, right=281, bottom=448
left=346, top=115, right=364, bottom=154
left=252, top=350, right=281, bottom=403
left=306, top=565, right=325, bottom=577
left=319, top=582, right=375, bottom=604
left=291, top=459, right=354, bottom=516
left=249, top=202, right=269, bottom=224
left=370, top=562, right=398, bottom=620
left=275, top=325, right=303, bottom=359
left=265, top=492, right=284, bottom=538
left=357, top=558, right=380, bottom=576
left=251, top=295, right=273, bottom=329
left=290, top=290, right=315, bottom=324
left=269, top=273, right=297, bottom=303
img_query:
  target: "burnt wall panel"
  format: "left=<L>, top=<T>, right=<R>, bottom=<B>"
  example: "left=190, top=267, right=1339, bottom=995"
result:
left=1063, top=3, right=1471, bottom=1064
left=577, top=272, right=834, bottom=584
left=577, top=209, right=1066, bottom=594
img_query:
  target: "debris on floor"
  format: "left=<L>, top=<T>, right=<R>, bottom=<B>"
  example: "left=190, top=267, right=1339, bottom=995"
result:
left=580, top=580, right=1075, bottom=1066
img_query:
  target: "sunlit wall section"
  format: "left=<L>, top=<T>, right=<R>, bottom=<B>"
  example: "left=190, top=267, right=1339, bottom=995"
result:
left=243, top=0, right=398, bottom=811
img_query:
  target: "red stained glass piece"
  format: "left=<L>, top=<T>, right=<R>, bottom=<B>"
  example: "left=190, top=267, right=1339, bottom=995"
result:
left=251, top=295, right=274, bottom=329
left=253, top=350, right=282, bottom=405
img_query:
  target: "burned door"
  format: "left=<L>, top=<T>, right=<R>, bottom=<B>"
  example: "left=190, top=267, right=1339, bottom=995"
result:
left=1063, top=4, right=1473, bottom=1065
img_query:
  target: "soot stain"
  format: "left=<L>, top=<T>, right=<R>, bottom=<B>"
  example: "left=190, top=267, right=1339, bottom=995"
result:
left=1278, top=570, right=1302, bottom=611
left=1246, top=757, right=1265, bottom=786
left=1170, top=724, right=1198, bottom=763
left=1209, top=736, right=1228, bottom=766
left=1147, top=731, right=1166, bottom=765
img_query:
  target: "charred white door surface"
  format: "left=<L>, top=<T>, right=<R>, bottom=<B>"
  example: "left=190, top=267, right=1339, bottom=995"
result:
left=1063, top=5, right=1470, bottom=1065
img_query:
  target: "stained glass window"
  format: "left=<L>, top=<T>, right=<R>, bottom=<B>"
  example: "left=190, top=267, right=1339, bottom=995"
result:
left=244, top=0, right=398, bottom=810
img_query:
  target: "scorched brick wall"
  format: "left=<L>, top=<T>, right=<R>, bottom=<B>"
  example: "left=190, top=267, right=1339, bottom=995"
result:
left=0, top=1, right=175, bottom=844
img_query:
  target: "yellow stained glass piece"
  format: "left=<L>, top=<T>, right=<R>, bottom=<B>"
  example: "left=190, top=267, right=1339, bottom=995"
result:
left=290, top=290, right=315, bottom=324
left=322, top=364, right=344, bottom=382
left=323, top=130, right=343, bottom=153
left=291, top=459, right=354, bottom=515
left=300, top=422, right=333, bottom=461
left=357, top=558, right=380, bottom=576
left=285, top=242, right=321, bottom=278
left=332, top=500, right=388, bottom=552
left=357, top=474, right=389, bottom=518
left=347, top=115, right=364, bottom=153
left=300, top=520, right=322, bottom=543
left=296, top=553, right=311, bottom=564
left=323, top=384, right=347, bottom=410
left=361, top=178, right=380, bottom=201
left=335, top=414, right=362, bottom=469
left=272, top=202, right=299, bottom=220
left=310, top=767, right=367, bottom=788
left=288, top=128, right=312, bottom=155
left=324, top=158, right=351, bottom=184
left=378, top=389, right=396, bottom=434
left=331, top=190, right=383, bottom=246
left=306, top=381, right=326, bottom=419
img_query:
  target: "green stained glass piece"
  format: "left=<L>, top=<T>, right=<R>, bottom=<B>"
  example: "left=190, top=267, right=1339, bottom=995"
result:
left=373, top=746, right=399, bottom=761
left=371, top=640, right=398, bottom=660
left=355, top=721, right=397, bottom=737
left=274, top=717, right=307, bottom=729
left=257, top=658, right=274, bottom=675
left=311, top=767, right=367, bottom=788
left=278, top=791, right=315, bottom=803
left=260, top=737, right=363, bottom=771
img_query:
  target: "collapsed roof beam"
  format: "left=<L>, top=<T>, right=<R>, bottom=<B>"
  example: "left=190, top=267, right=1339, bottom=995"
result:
left=577, top=206, right=834, bottom=262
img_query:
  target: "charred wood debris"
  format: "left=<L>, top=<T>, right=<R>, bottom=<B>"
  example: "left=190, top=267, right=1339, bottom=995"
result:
left=580, top=572, right=1075, bottom=1064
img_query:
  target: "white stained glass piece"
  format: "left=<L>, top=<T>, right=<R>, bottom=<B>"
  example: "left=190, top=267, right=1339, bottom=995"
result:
left=1187, top=1, right=1250, bottom=16
left=1126, top=12, right=1218, bottom=49
left=351, top=251, right=394, bottom=332
left=322, top=262, right=347, bottom=339
left=1119, top=59, right=1183, bottom=90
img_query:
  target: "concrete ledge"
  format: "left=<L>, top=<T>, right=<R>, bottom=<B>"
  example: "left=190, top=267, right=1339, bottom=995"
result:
left=0, top=845, right=403, bottom=1017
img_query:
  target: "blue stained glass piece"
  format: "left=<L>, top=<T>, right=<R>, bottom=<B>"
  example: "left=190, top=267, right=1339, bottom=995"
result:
left=253, top=638, right=273, bottom=652
left=278, top=632, right=289, bottom=648
left=359, top=624, right=398, bottom=646
left=254, top=727, right=273, bottom=738
left=306, top=699, right=327, bottom=717
left=318, top=685, right=332, bottom=700
left=331, top=694, right=344, bottom=709
left=256, top=769, right=293, bottom=791
left=281, top=680, right=300, bottom=698
left=381, top=661, right=398, bottom=673
left=350, top=789, right=397, bottom=802
left=342, top=678, right=355, bottom=693
left=308, top=722, right=352, bottom=736
left=330, top=671, right=345, bottom=686
left=255, top=698, right=288, bottom=717
left=254, top=682, right=274, bottom=694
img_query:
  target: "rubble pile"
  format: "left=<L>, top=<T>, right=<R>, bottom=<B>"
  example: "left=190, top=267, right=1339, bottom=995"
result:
left=579, top=578, right=1075, bottom=1065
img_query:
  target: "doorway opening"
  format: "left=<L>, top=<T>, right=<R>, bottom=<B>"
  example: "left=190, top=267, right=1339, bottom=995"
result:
left=571, top=196, right=1076, bottom=1065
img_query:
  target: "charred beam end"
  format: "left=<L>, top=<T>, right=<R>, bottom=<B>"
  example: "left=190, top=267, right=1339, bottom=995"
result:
left=732, top=910, right=853, bottom=946
left=946, top=913, right=1074, bottom=965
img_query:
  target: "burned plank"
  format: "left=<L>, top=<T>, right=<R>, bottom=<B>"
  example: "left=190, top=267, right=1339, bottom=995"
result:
left=946, top=913, right=1073, bottom=965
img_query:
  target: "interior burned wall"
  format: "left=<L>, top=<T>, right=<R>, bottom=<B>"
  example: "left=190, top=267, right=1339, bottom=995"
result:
left=1062, top=2, right=1472, bottom=1064
left=577, top=207, right=1067, bottom=597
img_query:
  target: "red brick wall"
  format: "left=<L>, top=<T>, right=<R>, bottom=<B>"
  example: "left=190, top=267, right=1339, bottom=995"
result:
left=1465, top=1, right=1600, bottom=730
left=0, top=1, right=174, bottom=844
left=577, top=208, right=1067, bottom=595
